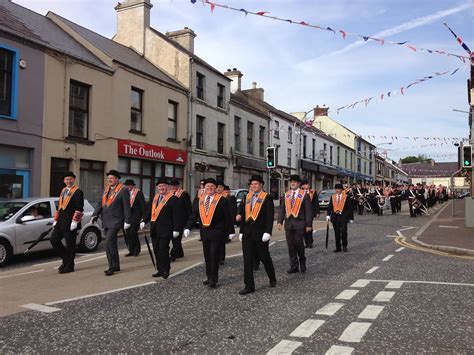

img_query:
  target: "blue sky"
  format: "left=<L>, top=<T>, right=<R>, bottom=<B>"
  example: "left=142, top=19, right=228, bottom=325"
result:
left=16, top=0, right=473, bottom=162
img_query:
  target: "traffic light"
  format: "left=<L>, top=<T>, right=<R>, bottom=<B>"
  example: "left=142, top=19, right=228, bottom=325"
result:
left=462, top=145, right=472, bottom=168
left=266, top=146, right=276, bottom=169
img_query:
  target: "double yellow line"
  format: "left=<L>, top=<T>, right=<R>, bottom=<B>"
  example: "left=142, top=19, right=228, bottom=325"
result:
left=394, top=237, right=474, bottom=260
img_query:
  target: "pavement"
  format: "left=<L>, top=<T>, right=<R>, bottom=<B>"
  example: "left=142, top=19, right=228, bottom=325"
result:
left=1, top=202, right=473, bottom=354
left=412, top=199, right=474, bottom=256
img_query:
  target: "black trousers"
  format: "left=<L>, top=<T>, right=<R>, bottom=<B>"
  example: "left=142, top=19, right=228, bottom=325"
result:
left=125, top=223, right=141, bottom=255
left=104, top=227, right=121, bottom=270
left=50, top=227, right=77, bottom=270
left=170, top=232, right=184, bottom=258
left=396, top=197, right=402, bottom=212
left=409, top=203, right=417, bottom=217
left=219, top=238, right=230, bottom=262
left=390, top=198, right=397, bottom=214
left=304, top=229, right=313, bottom=248
left=285, top=228, right=306, bottom=270
left=333, top=216, right=348, bottom=250
left=202, top=239, right=223, bottom=284
left=152, top=236, right=171, bottom=273
left=357, top=203, right=364, bottom=215
left=243, top=236, right=276, bottom=290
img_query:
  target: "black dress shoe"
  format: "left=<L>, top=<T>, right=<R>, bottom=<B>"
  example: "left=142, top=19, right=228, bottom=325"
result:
left=308, top=244, right=313, bottom=249
left=134, top=253, right=140, bottom=257
left=203, top=280, right=210, bottom=285
left=58, top=264, right=65, bottom=272
left=300, top=265, right=307, bottom=273
left=208, top=282, right=217, bottom=289
left=124, top=253, right=132, bottom=257
left=170, top=257, right=176, bottom=262
left=104, top=268, right=120, bottom=274
left=269, top=280, right=277, bottom=288
left=162, top=273, right=169, bottom=279
left=287, top=268, right=299, bottom=274
left=343, top=247, right=348, bottom=252
left=239, top=288, right=255, bottom=295
left=219, top=260, right=225, bottom=266
left=104, top=270, right=115, bottom=276
left=152, top=271, right=164, bottom=278
left=59, top=268, right=74, bottom=274
left=334, top=249, right=342, bottom=253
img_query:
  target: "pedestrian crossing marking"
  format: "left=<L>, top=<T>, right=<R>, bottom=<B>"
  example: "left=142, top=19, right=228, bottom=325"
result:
left=290, top=319, right=326, bottom=338
left=316, top=303, right=344, bottom=316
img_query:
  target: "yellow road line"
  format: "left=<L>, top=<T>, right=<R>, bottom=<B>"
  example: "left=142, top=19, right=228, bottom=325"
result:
left=394, top=237, right=474, bottom=260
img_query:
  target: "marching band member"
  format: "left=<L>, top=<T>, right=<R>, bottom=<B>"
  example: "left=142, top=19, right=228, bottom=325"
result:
left=326, top=183, right=354, bottom=253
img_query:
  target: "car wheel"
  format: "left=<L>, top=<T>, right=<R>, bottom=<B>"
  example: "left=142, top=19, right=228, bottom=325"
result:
left=0, top=239, right=13, bottom=267
left=79, top=227, right=100, bottom=252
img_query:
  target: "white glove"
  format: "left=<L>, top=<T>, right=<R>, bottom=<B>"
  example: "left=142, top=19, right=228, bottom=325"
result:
left=239, top=233, right=243, bottom=242
left=326, top=216, right=331, bottom=222
left=140, top=222, right=145, bottom=230
left=124, top=222, right=131, bottom=230
left=183, top=229, right=191, bottom=238
left=70, top=221, right=78, bottom=231
left=53, top=221, right=57, bottom=227
left=228, top=234, right=235, bottom=241
left=173, top=231, right=180, bottom=238
left=262, top=233, right=271, bottom=242
left=349, top=220, right=354, bottom=224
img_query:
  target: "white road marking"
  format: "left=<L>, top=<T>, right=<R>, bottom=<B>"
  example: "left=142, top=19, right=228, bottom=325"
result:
left=325, top=345, right=354, bottom=355
left=72, top=254, right=107, bottom=265
left=168, top=262, right=203, bottom=279
left=373, top=291, right=395, bottom=302
left=358, top=305, right=385, bottom=320
left=267, top=340, right=302, bottom=355
left=395, top=247, right=405, bottom=252
left=385, top=235, right=397, bottom=238
left=20, top=303, right=61, bottom=313
left=365, top=279, right=474, bottom=287
left=385, top=281, right=403, bottom=289
left=382, top=255, right=394, bottom=262
left=45, top=281, right=156, bottom=305
left=350, top=279, right=370, bottom=288
left=438, top=225, right=459, bottom=229
left=366, top=267, right=379, bottom=274
left=315, top=303, right=344, bottom=316
left=338, top=322, right=372, bottom=343
left=335, top=289, right=359, bottom=300
left=290, top=319, right=325, bottom=338
left=0, top=269, right=44, bottom=279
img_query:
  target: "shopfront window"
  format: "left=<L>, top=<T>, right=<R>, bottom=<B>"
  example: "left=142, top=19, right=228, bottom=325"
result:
left=0, top=145, right=30, bottom=198
left=80, top=159, right=104, bottom=205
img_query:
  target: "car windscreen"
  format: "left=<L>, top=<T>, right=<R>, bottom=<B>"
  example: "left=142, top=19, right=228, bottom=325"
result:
left=318, top=191, right=334, bottom=199
left=0, top=201, right=28, bottom=221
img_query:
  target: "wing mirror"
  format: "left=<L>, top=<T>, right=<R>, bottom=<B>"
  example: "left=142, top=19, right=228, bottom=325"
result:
left=20, top=215, right=36, bottom=223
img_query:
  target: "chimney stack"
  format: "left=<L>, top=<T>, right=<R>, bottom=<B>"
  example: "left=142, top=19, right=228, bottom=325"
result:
left=313, top=105, right=329, bottom=117
left=166, top=27, right=197, bottom=53
left=244, top=81, right=264, bottom=101
left=224, top=68, right=243, bottom=93
left=114, top=0, right=152, bottom=54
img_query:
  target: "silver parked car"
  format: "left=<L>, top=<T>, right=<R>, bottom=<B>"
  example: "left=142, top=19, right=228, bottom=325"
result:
left=318, top=189, right=336, bottom=210
left=0, top=197, right=102, bottom=267
left=230, top=189, right=249, bottom=207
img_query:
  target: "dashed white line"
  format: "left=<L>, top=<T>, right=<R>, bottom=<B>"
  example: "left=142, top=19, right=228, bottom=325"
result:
left=290, top=319, right=325, bottom=338
left=0, top=269, right=44, bottom=279
left=365, top=279, right=474, bottom=287
left=373, top=291, right=395, bottom=302
left=168, top=262, right=203, bottom=279
left=385, top=281, right=403, bottom=289
left=325, top=345, right=354, bottom=355
left=338, top=322, right=372, bottom=343
left=382, top=255, right=394, bottom=262
left=267, top=340, right=302, bottom=355
left=358, top=305, right=385, bottom=320
left=350, top=279, right=370, bottom=288
left=366, top=267, right=379, bottom=274
left=315, top=303, right=344, bottom=316
left=20, top=303, right=61, bottom=313
left=395, top=247, right=405, bottom=252
left=438, top=225, right=459, bottom=229
left=335, top=289, right=359, bottom=300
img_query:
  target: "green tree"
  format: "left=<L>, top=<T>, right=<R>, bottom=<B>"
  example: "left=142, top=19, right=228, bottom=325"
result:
left=400, top=154, right=433, bottom=164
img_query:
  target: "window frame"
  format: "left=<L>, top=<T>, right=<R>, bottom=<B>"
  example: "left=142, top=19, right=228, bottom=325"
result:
left=273, top=120, right=280, bottom=139
left=167, top=100, right=178, bottom=140
left=0, top=45, right=19, bottom=120
left=287, top=148, right=292, bottom=167
left=234, top=116, right=241, bottom=152
left=217, top=83, right=225, bottom=109
left=68, top=80, right=91, bottom=140
left=196, top=115, right=205, bottom=150
left=196, top=72, right=205, bottom=100
left=130, top=87, right=143, bottom=133
left=247, top=121, right=254, bottom=155
left=287, top=125, right=293, bottom=143
left=217, top=122, right=225, bottom=154
left=259, top=125, right=265, bottom=157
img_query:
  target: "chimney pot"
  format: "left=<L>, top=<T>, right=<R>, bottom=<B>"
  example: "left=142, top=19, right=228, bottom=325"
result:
left=252, top=82, right=257, bottom=89
left=224, top=68, right=243, bottom=93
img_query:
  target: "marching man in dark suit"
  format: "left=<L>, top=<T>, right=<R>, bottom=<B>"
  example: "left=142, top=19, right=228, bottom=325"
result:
left=218, top=184, right=238, bottom=265
left=301, top=179, right=320, bottom=249
left=124, top=179, right=145, bottom=257
left=141, top=178, right=181, bottom=279
left=326, top=183, right=354, bottom=253
left=169, top=178, right=192, bottom=262
left=184, top=178, right=235, bottom=289
left=50, top=171, right=84, bottom=274
left=277, top=175, right=313, bottom=274
left=236, top=175, right=276, bottom=295
left=92, top=170, right=131, bottom=276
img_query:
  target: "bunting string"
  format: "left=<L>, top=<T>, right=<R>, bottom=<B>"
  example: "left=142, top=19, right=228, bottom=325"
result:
left=191, top=0, right=471, bottom=62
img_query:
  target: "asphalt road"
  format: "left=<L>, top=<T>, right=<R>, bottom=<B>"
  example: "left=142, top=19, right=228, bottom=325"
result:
left=1, top=202, right=473, bottom=354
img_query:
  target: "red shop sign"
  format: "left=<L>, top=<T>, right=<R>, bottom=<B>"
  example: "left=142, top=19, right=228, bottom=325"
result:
left=118, top=139, right=187, bottom=165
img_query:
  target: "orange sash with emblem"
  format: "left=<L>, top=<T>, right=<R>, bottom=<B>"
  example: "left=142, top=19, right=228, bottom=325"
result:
left=245, top=191, right=267, bottom=221
left=199, top=194, right=222, bottom=227
left=58, top=185, right=79, bottom=210
left=151, top=192, right=174, bottom=222
left=174, top=188, right=185, bottom=198
left=102, top=183, right=124, bottom=207
left=130, top=187, right=140, bottom=206
left=285, top=189, right=305, bottom=218
left=332, top=192, right=347, bottom=213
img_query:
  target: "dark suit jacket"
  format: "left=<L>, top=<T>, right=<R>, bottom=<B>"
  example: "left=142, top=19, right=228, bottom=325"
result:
left=143, top=195, right=181, bottom=239
left=327, top=193, right=354, bottom=224
left=185, top=196, right=235, bottom=241
left=56, top=188, right=84, bottom=233
left=226, top=194, right=238, bottom=222
left=175, top=191, right=193, bottom=230
left=277, top=192, right=313, bottom=230
left=93, top=186, right=131, bottom=229
left=238, top=193, right=274, bottom=240
left=309, top=190, right=320, bottom=217
left=130, top=189, right=146, bottom=225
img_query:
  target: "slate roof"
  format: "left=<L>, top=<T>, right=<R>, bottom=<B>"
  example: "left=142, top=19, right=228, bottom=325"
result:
left=400, top=162, right=459, bottom=177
